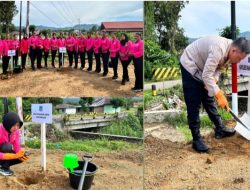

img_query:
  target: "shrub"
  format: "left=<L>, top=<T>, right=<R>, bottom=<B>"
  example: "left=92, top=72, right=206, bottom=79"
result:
left=145, top=39, right=179, bottom=81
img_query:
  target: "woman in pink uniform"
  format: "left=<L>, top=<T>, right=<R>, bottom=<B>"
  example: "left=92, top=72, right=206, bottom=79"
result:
left=73, top=33, right=79, bottom=69
left=12, top=34, right=19, bottom=67
left=20, top=34, right=29, bottom=69
left=28, top=31, right=37, bottom=70
left=58, top=32, right=66, bottom=68
left=50, top=32, right=58, bottom=68
left=86, top=32, right=94, bottom=71
left=109, top=32, right=120, bottom=80
left=93, top=32, right=102, bottom=73
left=0, top=112, right=29, bottom=176
left=43, top=33, right=50, bottom=69
left=129, top=33, right=143, bottom=92
left=101, top=31, right=110, bottom=76
left=78, top=32, right=87, bottom=70
left=2, top=34, right=12, bottom=75
left=0, top=35, right=3, bottom=64
left=35, top=33, right=44, bottom=69
left=66, top=32, right=75, bottom=68
left=119, top=33, right=132, bottom=85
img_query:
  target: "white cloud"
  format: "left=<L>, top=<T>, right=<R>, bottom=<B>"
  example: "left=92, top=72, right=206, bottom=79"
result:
left=13, top=1, right=143, bottom=27
left=179, top=1, right=250, bottom=38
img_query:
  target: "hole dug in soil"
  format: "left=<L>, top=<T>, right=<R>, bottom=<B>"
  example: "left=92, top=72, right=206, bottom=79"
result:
left=17, top=171, right=45, bottom=185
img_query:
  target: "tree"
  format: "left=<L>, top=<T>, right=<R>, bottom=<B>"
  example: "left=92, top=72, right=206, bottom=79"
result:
left=110, top=98, right=124, bottom=113
left=89, top=25, right=97, bottom=33
left=29, top=25, right=36, bottom=34
left=144, top=1, right=156, bottom=42
left=0, top=1, right=18, bottom=33
left=41, top=29, right=51, bottom=36
left=123, top=98, right=133, bottom=110
left=154, top=1, right=188, bottom=53
left=79, top=97, right=94, bottom=112
left=219, top=26, right=240, bottom=39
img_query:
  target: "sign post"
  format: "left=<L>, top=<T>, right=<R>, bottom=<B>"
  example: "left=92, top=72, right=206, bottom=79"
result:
left=238, top=54, right=250, bottom=114
left=8, top=50, right=16, bottom=72
left=31, top=103, right=52, bottom=171
left=59, top=47, right=66, bottom=68
left=16, top=97, right=25, bottom=145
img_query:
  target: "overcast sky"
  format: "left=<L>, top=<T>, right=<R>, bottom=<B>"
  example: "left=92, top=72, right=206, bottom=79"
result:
left=13, top=1, right=143, bottom=27
left=179, top=1, right=250, bottom=38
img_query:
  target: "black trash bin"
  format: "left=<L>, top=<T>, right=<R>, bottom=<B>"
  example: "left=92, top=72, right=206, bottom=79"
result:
left=69, top=161, right=98, bottom=190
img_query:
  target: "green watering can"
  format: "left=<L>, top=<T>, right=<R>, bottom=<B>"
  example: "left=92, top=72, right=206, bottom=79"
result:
left=63, top=153, right=79, bottom=173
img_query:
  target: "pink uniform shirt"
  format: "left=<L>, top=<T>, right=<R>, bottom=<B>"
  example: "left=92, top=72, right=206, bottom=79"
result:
left=36, top=37, right=44, bottom=49
left=29, top=36, right=37, bottom=49
left=13, top=39, right=19, bottom=50
left=43, top=38, right=50, bottom=52
left=0, top=40, right=3, bottom=56
left=132, top=39, right=144, bottom=58
left=3, top=39, right=15, bottom=56
left=110, top=38, right=120, bottom=58
left=50, top=38, right=58, bottom=50
left=119, top=41, right=132, bottom=61
left=0, top=124, right=20, bottom=160
left=86, top=37, right=94, bottom=51
left=58, top=38, right=66, bottom=48
left=101, top=37, right=110, bottom=53
left=78, top=37, right=87, bottom=53
left=20, top=38, right=29, bottom=54
left=93, top=37, right=101, bottom=54
left=66, top=37, right=75, bottom=51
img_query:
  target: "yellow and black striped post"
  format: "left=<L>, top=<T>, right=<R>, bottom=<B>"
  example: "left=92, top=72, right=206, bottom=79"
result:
left=152, top=67, right=179, bottom=80
left=24, top=114, right=32, bottom=122
left=152, top=85, right=157, bottom=96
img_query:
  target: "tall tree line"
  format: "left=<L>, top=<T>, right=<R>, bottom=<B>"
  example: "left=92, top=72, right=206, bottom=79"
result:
left=0, top=1, right=18, bottom=33
left=144, top=1, right=188, bottom=53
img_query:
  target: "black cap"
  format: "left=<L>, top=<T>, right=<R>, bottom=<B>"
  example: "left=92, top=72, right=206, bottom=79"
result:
left=3, top=112, right=23, bottom=133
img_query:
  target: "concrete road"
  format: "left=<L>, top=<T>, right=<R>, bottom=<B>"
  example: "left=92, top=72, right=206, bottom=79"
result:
left=144, top=80, right=182, bottom=90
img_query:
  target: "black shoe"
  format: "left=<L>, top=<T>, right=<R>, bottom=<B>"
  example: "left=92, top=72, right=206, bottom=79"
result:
left=214, top=126, right=236, bottom=139
left=131, top=87, right=137, bottom=91
left=0, top=168, right=14, bottom=176
left=121, top=80, right=125, bottom=85
left=126, top=77, right=129, bottom=82
left=87, top=68, right=92, bottom=71
left=192, top=137, right=209, bottom=153
left=112, top=76, right=118, bottom=80
left=103, top=72, right=107, bottom=76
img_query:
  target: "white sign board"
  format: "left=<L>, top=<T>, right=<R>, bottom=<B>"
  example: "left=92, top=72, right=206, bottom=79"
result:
left=238, top=54, right=250, bottom=76
left=59, top=47, right=66, bottom=53
left=31, top=104, right=52, bottom=124
left=8, top=50, right=16, bottom=56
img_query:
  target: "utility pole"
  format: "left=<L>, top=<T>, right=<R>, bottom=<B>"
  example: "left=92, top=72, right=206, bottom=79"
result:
left=2, top=98, right=8, bottom=115
left=26, top=1, right=30, bottom=36
left=19, top=1, right=22, bottom=41
left=78, top=18, right=81, bottom=35
left=16, top=97, right=25, bottom=145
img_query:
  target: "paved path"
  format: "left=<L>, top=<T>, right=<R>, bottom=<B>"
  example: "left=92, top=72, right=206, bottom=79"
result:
left=144, top=80, right=182, bottom=90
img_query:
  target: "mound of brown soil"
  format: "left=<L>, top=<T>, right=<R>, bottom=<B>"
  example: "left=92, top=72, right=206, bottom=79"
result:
left=144, top=122, right=250, bottom=190
left=0, top=149, right=143, bottom=190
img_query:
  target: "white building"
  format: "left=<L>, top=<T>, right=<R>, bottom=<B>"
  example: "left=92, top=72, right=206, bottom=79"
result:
left=55, top=104, right=81, bottom=114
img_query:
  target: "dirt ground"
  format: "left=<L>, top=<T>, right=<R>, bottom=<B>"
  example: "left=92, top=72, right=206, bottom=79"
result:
left=144, top=121, right=250, bottom=190
left=0, top=149, right=143, bottom=190
left=0, top=60, right=142, bottom=97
